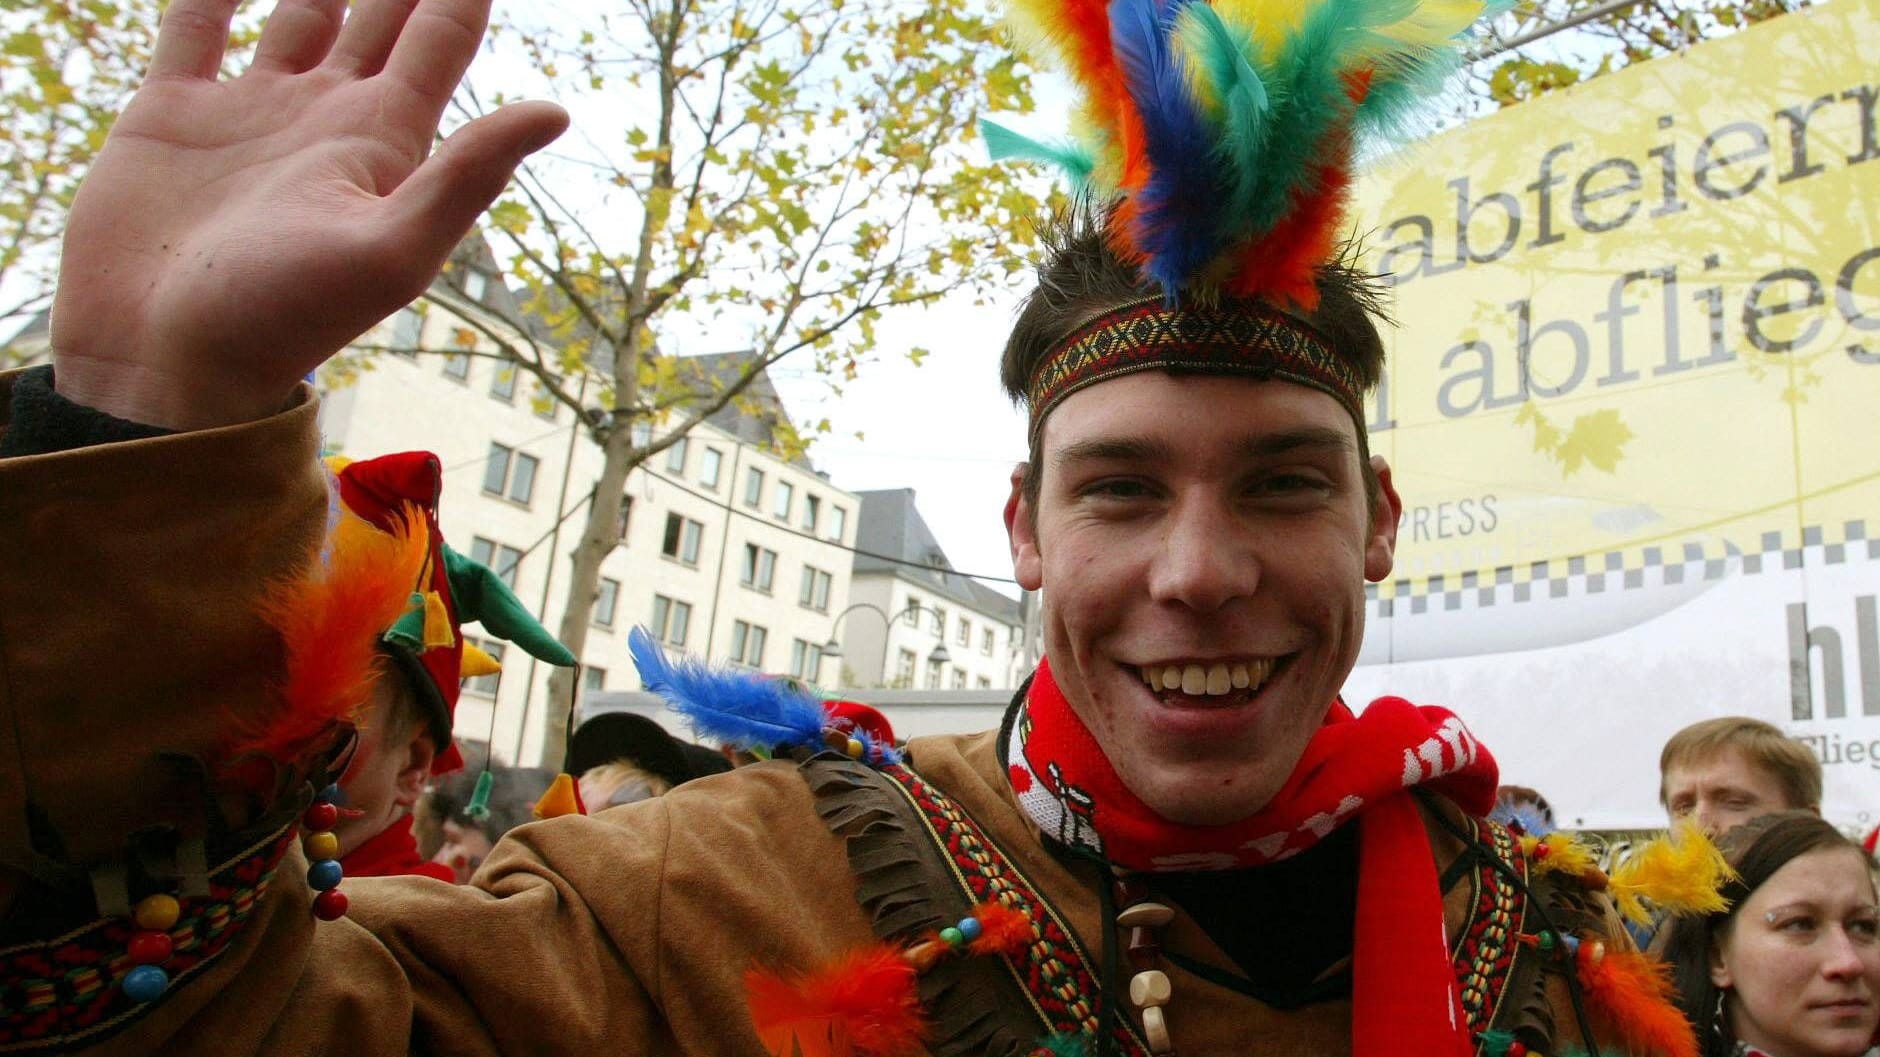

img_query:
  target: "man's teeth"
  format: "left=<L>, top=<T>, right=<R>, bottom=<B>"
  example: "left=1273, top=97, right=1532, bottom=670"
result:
left=1140, top=659, right=1276, bottom=696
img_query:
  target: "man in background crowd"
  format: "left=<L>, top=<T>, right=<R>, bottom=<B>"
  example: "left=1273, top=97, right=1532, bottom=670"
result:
left=1659, top=716, right=1822, bottom=838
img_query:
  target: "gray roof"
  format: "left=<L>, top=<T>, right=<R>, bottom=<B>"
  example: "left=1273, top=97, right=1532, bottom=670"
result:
left=853, top=488, right=1022, bottom=621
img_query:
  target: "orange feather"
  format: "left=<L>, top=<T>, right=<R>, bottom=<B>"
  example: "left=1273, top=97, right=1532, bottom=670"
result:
left=229, top=505, right=427, bottom=764
left=968, top=901, right=1036, bottom=957
left=1576, top=943, right=1699, bottom=1057
left=1223, top=161, right=1352, bottom=309
left=745, top=945, right=926, bottom=1057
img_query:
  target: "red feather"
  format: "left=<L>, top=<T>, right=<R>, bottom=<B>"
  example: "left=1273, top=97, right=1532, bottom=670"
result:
left=1223, top=161, right=1353, bottom=310
left=968, top=901, right=1035, bottom=957
left=229, top=506, right=427, bottom=764
left=746, top=945, right=927, bottom=1057
left=1577, top=943, right=1699, bottom=1057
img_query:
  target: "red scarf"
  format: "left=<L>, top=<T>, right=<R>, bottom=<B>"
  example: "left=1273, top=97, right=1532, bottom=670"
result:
left=339, top=814, right=456, bottom=883
left=1004, top=660, right=1498, bottom=1057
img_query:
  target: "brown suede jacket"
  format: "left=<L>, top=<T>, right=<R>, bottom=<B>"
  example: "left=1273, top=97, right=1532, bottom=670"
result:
left=0, top=371, right=1651, bottom=1056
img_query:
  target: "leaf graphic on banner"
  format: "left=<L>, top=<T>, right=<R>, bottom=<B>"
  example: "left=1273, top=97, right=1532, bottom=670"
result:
left=1515, top=402, right=1564, bottom=456
left=1559, top=409, right=1634, bottom=476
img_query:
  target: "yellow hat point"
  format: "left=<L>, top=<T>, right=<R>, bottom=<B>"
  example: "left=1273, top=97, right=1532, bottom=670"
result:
left=421, top=590, right=454, bottom=650
left=533, top=773, right=586, bottom=819
left=322, top=454, right=355, bottom=474
left=461, top=643, right=503, bottom=678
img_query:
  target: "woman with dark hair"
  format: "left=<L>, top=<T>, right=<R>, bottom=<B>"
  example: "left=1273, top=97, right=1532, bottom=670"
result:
left=1662, top=810, right=1880, bottom=1057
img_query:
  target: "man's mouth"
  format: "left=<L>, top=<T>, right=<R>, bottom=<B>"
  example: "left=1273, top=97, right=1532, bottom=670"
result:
left=1135, top=657, right=1282, bottom=699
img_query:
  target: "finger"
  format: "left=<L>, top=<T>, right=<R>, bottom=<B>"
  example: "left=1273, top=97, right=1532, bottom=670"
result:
left=148, top=0, right=242, bottom=80
left=380, top=102, right=569, bottom=266
left=252, top=0, right=347, bottom=74
left=380, top=0, right=491, bottom=111
left=327, top=0, right=421, bottom=77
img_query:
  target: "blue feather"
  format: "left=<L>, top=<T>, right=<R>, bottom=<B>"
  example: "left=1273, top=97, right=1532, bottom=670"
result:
left=627, top=627, right=827, bottom=751
left=1109, top=0, right=1223, bottom=295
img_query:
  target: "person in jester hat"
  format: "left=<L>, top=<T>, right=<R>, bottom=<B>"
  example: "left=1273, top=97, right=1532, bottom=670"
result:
left=0, top=0, right=1716, bottom=1054
left=318, top=452, right=577, bottom=881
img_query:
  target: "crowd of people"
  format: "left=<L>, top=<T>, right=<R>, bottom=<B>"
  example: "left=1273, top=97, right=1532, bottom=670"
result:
left=2, top=0, right=1876, bottom=1055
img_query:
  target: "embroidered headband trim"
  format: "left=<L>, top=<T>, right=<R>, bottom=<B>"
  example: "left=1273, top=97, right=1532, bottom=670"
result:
left=1025, top=297, right=1364, bottom=446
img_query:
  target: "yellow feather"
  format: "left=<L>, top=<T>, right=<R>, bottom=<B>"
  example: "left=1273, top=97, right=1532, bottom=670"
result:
left=1211, top=0, right=1307, bottom=60
left=1523, top=832, right=1603, bottom=879
left=1608, top=823, right=1737, bottom=925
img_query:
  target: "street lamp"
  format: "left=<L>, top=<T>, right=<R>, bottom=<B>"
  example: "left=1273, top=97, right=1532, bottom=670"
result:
left=821, top=602, right=952, bottom=687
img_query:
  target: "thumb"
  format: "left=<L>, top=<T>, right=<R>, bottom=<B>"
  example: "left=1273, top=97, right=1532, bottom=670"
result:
left=382, top=100, right=570, bottom=262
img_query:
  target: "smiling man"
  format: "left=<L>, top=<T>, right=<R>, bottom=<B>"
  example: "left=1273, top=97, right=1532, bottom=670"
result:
left=0, top=0, right=1691, bottom=1054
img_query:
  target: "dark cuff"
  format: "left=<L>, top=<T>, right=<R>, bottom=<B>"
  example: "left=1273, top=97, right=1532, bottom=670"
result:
left=0, top=365, right=174, bottom=457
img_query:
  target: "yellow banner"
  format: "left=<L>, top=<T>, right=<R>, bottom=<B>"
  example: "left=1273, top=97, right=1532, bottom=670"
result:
left=1356, top=0, right=1880, bottom=596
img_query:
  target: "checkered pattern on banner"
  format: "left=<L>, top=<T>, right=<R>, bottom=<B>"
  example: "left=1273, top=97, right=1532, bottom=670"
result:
left=1367, top=520, right=1876, bottom=619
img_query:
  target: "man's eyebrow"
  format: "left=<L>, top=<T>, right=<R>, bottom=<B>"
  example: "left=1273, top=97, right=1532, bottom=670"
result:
left=1053, top=436, right=1174, bottom=468
left=1053, top=427, right=1355, bottom=470
left=1243, top=426, right=1354, bottom=458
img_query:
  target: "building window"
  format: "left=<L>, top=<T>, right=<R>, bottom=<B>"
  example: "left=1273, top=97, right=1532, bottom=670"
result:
left=533, top=383, right=557, bottom=421
left=801, top=494, right=820, bottom=533
left=632, top=421, right=653, bottom=448
left=482, top=443, right=537, bottom=505
left=662, top=514, right=704, bottom=565
left=977, top=676, right=992, bottom=690
left=593, top=577, right=620, bottom=628
left=931, top=606, right=947, bottom=635
left=443, top=353, right=471, bottom=381
left=952, top=667, right=967, bottom=689
left=956, top=617, right=970, bottom=647
left=798, top=566, right=832, bottom=612
left=665, top=436, right=688, bottom=474
left=772, top=481, right=794, bottom=521
left=981, top=627, right=995, bottom=656
left=469, top=537, right=523, bottom=589
left=895, top=649, right=916, bottom=687
left=740, top=544, right=777, bottom=592
left=701, top=447, right=724, bottom=489
left=903, top=599, right=921, bottom=626
left=390, top=307, right=423, bottom=354
left=730, top=621, right=767, bottom=667
left=489, top=364, right=517, bottom=402
left=828, top=505, right=847, bottom=542
left=462, top=269, right=490, bottom=302
left=584, top=667, right=607, bottom=691
left=743, top=467, right=765, bottom=508
left=617, top=495, right=634, bottom=542
left=650, top=594, right=692, bottom=647
left=925, top=657, right=944, bottom=689
left=790, top=638, right=824, bottom=681
left=463, top=638, right=505, bottom=696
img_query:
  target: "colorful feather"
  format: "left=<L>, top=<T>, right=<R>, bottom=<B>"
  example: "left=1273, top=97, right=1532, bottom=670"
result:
left=1608, top=823, right=1737, bottom=925
left=1576, top=943, right=1699, bottom=1057
left=628, top=627, right=828, bottom=751
left=229, top=506, right=428, bottom=764
left=968, top=901, right=1036, bottom=956
left=980, top=120, right=1097, bottom=189
left=746, top=945, right=927, bottom=1057
left=1034, top=1032, right=1095, bottom=1057
left=1518, top=832, right=1601, bottom=881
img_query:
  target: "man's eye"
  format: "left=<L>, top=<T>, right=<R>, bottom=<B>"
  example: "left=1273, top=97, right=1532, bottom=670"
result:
left=1082, top=479, right=1151, bottom=499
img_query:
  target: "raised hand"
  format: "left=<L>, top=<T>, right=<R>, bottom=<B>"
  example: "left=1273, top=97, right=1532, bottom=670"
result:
left=48, top=0, right=568, bottom=430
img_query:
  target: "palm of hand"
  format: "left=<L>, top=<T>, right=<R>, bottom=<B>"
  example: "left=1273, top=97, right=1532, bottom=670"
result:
left=48, top=0, right=566, bottom=430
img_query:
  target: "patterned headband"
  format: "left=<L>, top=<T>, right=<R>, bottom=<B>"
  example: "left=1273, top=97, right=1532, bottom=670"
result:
left=1025, top=297, right=1365, bottom=446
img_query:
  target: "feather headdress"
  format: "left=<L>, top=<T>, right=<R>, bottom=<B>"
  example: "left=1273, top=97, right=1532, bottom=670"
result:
left=627, top=628, right=902, bottom=765
left=987, top=0, right=1509, bottom=307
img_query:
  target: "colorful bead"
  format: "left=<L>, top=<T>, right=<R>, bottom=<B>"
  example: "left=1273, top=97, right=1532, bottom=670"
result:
left=1140, top=1004, right=1173, bottom=1054
left=1507, top=1043, right=1528, bottom=1057
left=313, top=889, right=350, bottom=921
left=307, top=859, right=344, bottom=891
left=304, top=831, right=340, bottom=861
left=1536, top=931, right=1556, bottom=952
left=1561, top=934, right=1582, bottom=957
left=1532, top=842, right=1551, bottom=861
left=940, top=926, right=966, bottom=948
left=319, top=783, right=345, bottom=805
left=903, top=940, right=944, bottom=972
left=302, top=801, right=339, bottom=831
left=957, top=916, right=983, bottom=942
left=1116, top=901, right=1175, bottom=928
left=127, top=930, right=174, bottom=965
left=845, top=738, right=865, bottom=759
left=122, top=964, right=169, bottom=1003
left=132, top=893, right=180, bottom=932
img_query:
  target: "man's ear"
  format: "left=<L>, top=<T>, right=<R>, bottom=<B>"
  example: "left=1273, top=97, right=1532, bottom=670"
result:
left=1364, top=455, right=1404, bottom=584
left=393, top=731, right=438, bottom=810
left=1005, top=462, right=1043, bottom=591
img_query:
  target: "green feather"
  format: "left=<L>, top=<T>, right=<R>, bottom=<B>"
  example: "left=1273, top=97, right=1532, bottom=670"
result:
left=980, top=119, right=1095, bottom=190
left=1033, top=1032, right=1094, bottom=1057
left=1175, top=4, right=1270, bottom=241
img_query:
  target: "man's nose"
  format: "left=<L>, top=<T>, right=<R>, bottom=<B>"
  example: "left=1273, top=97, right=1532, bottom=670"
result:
left=1146, top=495, right=1260, bottom=612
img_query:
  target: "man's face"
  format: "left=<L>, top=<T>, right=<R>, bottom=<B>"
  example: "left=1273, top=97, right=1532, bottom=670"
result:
left=1664, top=747, right=1797, bottom=837
left=332, top=676, right=435, bottom=857
left=1006, top=373, right=1401, bottom=825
